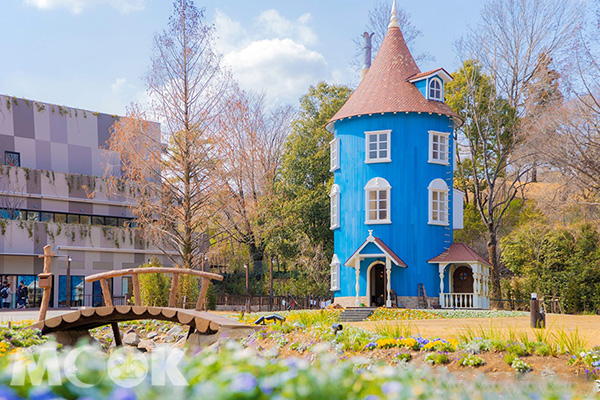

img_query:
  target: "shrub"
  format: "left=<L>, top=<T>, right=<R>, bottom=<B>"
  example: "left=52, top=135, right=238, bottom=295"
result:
left=534, top=343, right=553, bottom=357
left=425, top=351, right=450, bottom=365
left=511, top=358, right=532, bottom=373
left=506, top=343, right=529, bottom=357
left=458, top=353, right=485, bottom=367
left=137, top=259, right=170, bottom=307
left=503, top=353, right=517, bottom=366
left=461, top=339, right=492, bottom=354
left=394, top=352, right=412, bottom=363
left=176, top=273, right=199, bottom=308
left=490, top=339, right=506, bottom=352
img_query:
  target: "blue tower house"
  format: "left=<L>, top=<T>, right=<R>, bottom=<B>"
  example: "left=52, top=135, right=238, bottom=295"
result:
left=327, top=1, right=491, bottom=309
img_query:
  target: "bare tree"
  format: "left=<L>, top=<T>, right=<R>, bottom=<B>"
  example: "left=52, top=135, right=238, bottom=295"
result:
left=447, top=60, right=532, bottom=301
left=212, top=87, right=294, bottom=279
left=465, top=0, right=582, bottom=111
left=351, top=0, right=432, bottom=72
left=107, top=0, right=231, bottom=270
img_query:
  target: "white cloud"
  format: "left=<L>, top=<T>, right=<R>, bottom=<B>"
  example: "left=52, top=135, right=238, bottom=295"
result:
left=215, top=9, right=330, bottom=105
left=110, top=77, right=134, bottom=96
left=255, top=10, right=317, bottom=46
left=23, top=0, right=145, bottom=14
left=224, top=38, right=327, bottom=102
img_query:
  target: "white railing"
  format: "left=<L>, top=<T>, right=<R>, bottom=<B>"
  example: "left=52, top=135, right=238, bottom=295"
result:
left=442, top=293, right=475, bottom=309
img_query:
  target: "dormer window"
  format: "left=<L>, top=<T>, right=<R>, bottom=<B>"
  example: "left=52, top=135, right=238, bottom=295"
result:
left=429, top=77, right=442, bottom=101
left=365, top=130, right=391, bottom=164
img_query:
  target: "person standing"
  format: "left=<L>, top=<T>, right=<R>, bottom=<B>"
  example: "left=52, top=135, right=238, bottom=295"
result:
left=1, top=280, right=12, bottom=309
left=17, top=281, right=28, bottom=309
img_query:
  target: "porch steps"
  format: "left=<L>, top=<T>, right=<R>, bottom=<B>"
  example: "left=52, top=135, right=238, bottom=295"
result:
left=338, top=308, right=375, bottom=322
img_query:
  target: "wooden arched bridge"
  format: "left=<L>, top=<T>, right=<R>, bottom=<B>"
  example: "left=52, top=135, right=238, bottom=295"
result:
left=30, top=246, right=255, bottom=346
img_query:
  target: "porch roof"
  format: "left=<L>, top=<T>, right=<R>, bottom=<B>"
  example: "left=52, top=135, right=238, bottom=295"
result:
left=428, top=243, right=490, bottom=266
left=344, top=231, right=407, bottom=267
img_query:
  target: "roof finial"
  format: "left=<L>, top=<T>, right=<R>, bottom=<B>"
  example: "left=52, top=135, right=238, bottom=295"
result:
left=388, top=0, right=399, bottom=29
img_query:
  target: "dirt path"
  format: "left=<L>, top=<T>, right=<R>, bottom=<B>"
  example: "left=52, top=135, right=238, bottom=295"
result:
left=350, top=314, right=600, bottom=347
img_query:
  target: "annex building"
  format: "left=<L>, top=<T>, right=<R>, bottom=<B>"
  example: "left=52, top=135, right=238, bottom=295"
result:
left=0, top=95, right=171, bottom=308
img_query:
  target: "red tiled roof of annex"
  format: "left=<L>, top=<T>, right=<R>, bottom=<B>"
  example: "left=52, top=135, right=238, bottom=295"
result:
left=328, top=26, right=459, bottom=125
left=428, top=243, right=490, bottom=265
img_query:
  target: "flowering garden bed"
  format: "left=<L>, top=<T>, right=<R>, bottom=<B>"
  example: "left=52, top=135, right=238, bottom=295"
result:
left=0, top=310, right=598, bottom=398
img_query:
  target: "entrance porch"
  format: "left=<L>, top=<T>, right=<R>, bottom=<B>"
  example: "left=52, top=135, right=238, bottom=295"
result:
left=344, top=231, right=407, bottom=307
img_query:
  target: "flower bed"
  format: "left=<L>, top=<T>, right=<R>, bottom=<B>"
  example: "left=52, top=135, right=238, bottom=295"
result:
left=366, top=308, right=441, bottom=321
left=0, top=341, right=583, bottom=399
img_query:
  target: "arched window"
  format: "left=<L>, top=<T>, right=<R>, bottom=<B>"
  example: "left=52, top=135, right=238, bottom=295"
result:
left=428, top=178, right=449, bottom=225
left=429, top=77, right=442, bottom=101
left=330, top=254, right=341, bottom=291
left=365, top=177, right=391, bottom=224
left=330, top=184, right=341, bottom=229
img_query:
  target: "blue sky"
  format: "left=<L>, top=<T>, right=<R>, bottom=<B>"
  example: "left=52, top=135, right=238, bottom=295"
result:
left=0, top=0, right=484, bottom=115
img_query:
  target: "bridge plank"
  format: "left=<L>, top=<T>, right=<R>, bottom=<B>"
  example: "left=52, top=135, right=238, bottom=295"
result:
left=177, top=311, right=195, bottom=325
left=194, top=316, right=211, bottom=333
left=161, top=308, right=177, bottom=319
left=45, top=316, right=63, bottom=329
left=147, top=307, right=162, bottom=316
left=115, top=306, right=131, bottom=314
left=96, top=306, right=114, bottom=317
left=132, top=306, right=146, bottom=315
left=81, top=308, right=96, bottom=317
left=62, top=310, right=82, bottom=324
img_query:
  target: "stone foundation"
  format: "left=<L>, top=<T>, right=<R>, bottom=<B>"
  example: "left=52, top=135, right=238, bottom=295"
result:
left=334, top=295, right=439, bottom=309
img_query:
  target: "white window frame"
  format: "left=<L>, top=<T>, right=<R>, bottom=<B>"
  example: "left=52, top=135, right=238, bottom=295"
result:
left=365, top=130, right=391, bottom=164
left=429, top=77, right=443, bottom=101
left=330, top=184, right=341, bottom=230
left=428, top=130, right=450, bottom=165
left=428, top=178, right=449, bottom=226
left=365, top=177, right=391, bottom=225
left=330, top=254, right=341, bottom=291
left=330, top=138, right=340, bottom=172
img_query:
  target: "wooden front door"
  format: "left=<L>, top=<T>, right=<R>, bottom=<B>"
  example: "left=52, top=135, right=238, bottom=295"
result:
left=370, top=263, right=386, bottom=307
left=453, top=266, right=473, bottom=293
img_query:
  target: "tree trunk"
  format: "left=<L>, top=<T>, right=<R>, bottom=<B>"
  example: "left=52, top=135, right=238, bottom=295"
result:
left=487, top=229, right=502, bottom=309
left=531, top=160, right=537, bottom=183
left=249, top=242, right=264, bottom=280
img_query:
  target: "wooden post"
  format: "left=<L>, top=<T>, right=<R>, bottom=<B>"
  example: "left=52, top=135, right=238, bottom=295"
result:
left=195, top=277, right=210, bottom=311
left=132, top=274, right=141, bottom=306
left=169, top=273, right=179, bottom=308
left=111, top=322, right=123, bottom=346
left=37, top=245, right=55, bottom=322
left=100, top=279, right=113, bottom=307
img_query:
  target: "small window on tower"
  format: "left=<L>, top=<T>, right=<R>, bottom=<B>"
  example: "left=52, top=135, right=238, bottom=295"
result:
left=428, top=178, right=449, bottom=226
left=4, top=151, right=20, bottom=167
left=330, top=185, right=341, bottom=229
left=429, top=131, right=450, bottom=165
left=365, top=177, right=391, bottom=224
left=330, top=138, right=340, bottom=172
left=365, top=130, right=391, bottom=163
left=429, top=77, right=443, bottom=101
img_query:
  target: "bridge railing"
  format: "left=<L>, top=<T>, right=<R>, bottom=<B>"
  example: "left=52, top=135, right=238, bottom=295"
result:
left=85, top=267, right=224, bottom=311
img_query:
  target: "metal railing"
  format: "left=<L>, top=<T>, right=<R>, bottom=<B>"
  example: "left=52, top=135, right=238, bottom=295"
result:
left=217, top=294, right=333, bottom=312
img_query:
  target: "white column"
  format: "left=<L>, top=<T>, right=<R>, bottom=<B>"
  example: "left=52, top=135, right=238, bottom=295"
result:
left=355, top=258, right=361, bottom=307
left=438, top=263, right=446, bottom=308
left=385, top=257, right=392, bottom=307
left=472, top=263, right=479, bottom=308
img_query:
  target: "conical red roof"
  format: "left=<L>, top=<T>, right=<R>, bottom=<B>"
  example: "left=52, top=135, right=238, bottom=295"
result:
left=329, top=26, right=458, bottom=125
